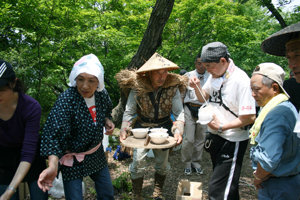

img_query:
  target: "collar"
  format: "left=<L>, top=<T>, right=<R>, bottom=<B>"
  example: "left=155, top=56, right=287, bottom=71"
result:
left=223, top=58, right=236, bottom=80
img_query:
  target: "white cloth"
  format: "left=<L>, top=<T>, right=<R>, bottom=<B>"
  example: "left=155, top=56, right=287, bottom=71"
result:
left=68, top=54, right=105, bottom=92
left=203, top=64, right=256, bottom=142
left=183, top=70, right=209, bottom=105
left=293, top=111, right=300, bottom=138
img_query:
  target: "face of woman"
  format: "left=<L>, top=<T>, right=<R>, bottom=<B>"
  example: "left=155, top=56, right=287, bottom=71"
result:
left=0, top=86, right=14, bottom=105
left=76, top=73, right=99, bottom=98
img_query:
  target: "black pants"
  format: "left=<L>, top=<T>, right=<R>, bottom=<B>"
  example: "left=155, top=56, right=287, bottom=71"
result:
left=208, top=137, right=248, bottom=200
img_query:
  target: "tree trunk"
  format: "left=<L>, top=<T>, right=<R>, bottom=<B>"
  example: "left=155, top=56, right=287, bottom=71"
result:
left=111, top=0, right=175, bottom=126
left=262, top=0, right=287, bottom=28
left=126, top=0, right=175, bottom=70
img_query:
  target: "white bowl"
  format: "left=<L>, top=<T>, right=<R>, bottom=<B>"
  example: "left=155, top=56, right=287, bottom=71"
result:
left=131, top=128, right=149, bottom=139
left=150, top=128, right=168, bottom=133
left=149, top=132, right=169, bottom=144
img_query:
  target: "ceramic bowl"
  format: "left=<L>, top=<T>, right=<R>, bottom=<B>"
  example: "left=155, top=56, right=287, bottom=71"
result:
left=149, top=128, right=168, bottom=133
left=131, top=128, right=149, bottom=139
left=149, top=132, right=169, bottom=144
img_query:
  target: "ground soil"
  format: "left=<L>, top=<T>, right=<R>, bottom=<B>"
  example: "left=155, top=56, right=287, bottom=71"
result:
left=83, top=140, right=258, bottom=199
left=49, top=133, right=259, bottom=200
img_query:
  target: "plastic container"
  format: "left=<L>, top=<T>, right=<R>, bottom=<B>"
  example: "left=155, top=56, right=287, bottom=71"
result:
left=197, top=103, right=214, bottom=125
left=102, top=127, right=109, bottom=151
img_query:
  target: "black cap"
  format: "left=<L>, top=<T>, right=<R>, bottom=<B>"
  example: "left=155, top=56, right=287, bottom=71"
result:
left=0, top=60, right=16, bottom=87
left=200, top=42, right=231, bottom=63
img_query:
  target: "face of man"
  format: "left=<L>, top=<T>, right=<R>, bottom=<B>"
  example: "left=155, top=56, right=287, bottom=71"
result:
left=195, top=58, right=206, bottom=74
left=149, top=69, right=168, bottom=90
left=250, top=74, right=277, bottom=107
left=286, top=40, right=300, bottom=83
left=202, top=58, right=227, bottom=78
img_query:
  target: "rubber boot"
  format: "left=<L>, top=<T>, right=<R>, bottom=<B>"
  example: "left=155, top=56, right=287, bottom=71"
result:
left=132, top=177, right=144, bottom=200
left=153, top=173, right=166, bottom=200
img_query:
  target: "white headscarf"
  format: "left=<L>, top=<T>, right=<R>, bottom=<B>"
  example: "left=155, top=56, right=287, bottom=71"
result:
left=68, top=54, right=105, bottom=92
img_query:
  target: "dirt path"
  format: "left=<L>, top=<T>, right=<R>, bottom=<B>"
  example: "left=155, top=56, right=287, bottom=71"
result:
left=49, top=141, right=258, bottom=200
left=81, top=142, right=259, bottom=200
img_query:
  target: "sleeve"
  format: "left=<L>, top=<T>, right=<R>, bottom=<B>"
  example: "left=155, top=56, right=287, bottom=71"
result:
left=252, top=107, right=291, bottom=173
left=40, top=93, right=73, bottom=158
left=237, top=82, right=256, bottom=116
left=172, top=89, right=184, bottom=122
left=21, top=100, right=42, bottom=163
left=122, top=90, right=138, bottom=123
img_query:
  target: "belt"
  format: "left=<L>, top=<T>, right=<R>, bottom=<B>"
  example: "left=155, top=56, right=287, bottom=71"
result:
left=139, top=116, right=171, bottom=124
left=186, top=102, right=202, bottom=107
left=59, top=142, right=101, bottom=167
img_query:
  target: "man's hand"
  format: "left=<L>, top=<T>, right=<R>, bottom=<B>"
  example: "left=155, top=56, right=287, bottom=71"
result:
left=189, top=76, right=200, bottom=89
left=174, top=131, right=182, bottom=145
left=105, top=118, right=115, bottom=135
left=119, top=129, right=128, bottom=142
left=207, top=114, right=221, bottom=131
left=119, top=121, right=130, bottom=142
left=254, top=179, right=263, bottom=190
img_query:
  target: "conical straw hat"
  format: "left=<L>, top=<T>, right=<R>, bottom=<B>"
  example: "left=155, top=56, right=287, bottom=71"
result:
left=261, top=22, right=300, bottom=56
left=136, top=53, right=179, bottom=74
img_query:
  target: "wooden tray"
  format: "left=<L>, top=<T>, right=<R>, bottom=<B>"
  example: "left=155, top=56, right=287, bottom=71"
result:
left=121, top=136, right=177, bottom=149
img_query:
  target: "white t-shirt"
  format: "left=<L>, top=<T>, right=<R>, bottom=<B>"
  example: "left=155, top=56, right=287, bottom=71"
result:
left=203, top=66, right=256, bottom=142
left=84, top=95, right=97, bottom=125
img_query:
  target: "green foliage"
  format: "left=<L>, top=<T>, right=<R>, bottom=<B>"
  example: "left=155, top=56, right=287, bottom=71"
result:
left=112, top=172, right=132, bottom=192
left=161, top=0, right=296, bottom=77
left=89, top=187, right=97, bottom=195
left=108, top=135, right=120, bottom=150
left=0, top=0, right=155, bottom=129
left=1, top=0, right=299, bottom=129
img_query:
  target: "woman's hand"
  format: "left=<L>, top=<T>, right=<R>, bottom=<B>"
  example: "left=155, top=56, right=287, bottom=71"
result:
left=104, top=118, right=115, bottom=135
left=38, top=155, right=58, bottom=192
left=0, top=161, right=31, bottom=200
left=0, top=189, right=14, bottom=200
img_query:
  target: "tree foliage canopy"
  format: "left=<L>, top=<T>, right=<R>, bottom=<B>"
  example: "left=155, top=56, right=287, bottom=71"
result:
left=0, top=0, right=299, bottom=126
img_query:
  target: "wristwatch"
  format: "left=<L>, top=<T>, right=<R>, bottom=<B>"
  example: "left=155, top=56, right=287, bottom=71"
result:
left=218, top=123, right=223, bottom=133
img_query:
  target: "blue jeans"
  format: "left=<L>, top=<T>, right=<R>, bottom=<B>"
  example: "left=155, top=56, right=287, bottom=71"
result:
left=258, top=174, right=300, bottom=200
left=63, top=165, right=114, bottom=200
left=0, top=180, right=48, bottom=200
